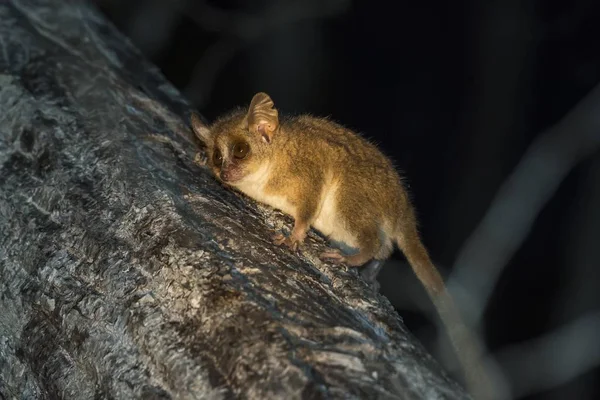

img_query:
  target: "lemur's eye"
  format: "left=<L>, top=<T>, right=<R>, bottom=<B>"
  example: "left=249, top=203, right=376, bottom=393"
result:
left=213, top=149, right=223, bottom=166
left=232, top=141, right=250, bottom=159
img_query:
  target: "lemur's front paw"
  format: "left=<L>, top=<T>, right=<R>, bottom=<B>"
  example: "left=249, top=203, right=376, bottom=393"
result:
left=272, top=233, right=301, bottom=251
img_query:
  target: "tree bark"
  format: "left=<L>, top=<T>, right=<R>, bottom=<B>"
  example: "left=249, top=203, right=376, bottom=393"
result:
left=0, top=1, right=468, bottom=399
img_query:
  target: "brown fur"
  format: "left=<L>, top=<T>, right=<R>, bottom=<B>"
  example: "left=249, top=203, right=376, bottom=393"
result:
left=191, top=93, right=495, bottom=399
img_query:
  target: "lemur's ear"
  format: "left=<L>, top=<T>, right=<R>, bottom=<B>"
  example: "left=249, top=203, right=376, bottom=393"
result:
left=191, top=113, right=212, bottom=144
left=245, top=92, right=279, bottom=143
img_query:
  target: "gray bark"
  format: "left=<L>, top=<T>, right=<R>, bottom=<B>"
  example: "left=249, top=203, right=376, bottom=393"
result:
left=0, top=1, right=468, bottom=399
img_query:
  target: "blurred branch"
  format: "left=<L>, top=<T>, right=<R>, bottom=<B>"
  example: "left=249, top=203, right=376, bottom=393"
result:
left=182, top=38, right=238, bottom=110
left=440, top=0, right=534, bottom=258
left=183, top=0, right=350, bottom=108
left=186, top=0, right=349, bottom=38
left=538, top=0, right=596, bottom=38
left=123, top=0, right=187, bottom=58
left=448, top=82, right=600, bottom=327
left=492, top=311, right=600, bottom=398
left=554, top=157, right=600, bottom=322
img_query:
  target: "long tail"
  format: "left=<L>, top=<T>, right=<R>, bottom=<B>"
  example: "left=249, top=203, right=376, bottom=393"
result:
left=396, top=230, right=497, bottom=399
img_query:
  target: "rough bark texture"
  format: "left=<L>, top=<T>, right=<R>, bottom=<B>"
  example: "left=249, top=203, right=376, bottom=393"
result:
left=0, top=1, right=468, bottom=399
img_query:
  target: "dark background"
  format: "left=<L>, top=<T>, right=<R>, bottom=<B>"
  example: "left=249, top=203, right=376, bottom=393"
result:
left=91, top=0, right=600, bottom=399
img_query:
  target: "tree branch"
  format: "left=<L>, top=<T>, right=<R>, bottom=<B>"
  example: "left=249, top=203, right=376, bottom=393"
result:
left=0, top=1, right=468, bottom=399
